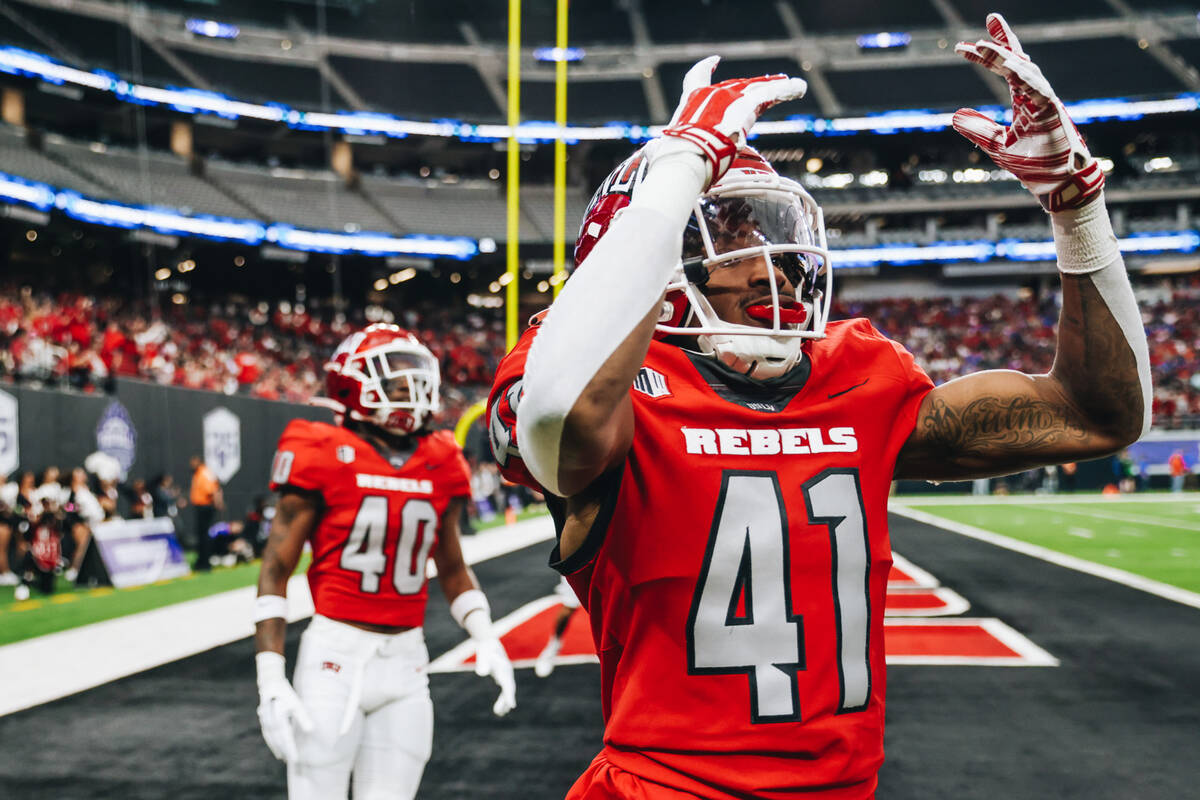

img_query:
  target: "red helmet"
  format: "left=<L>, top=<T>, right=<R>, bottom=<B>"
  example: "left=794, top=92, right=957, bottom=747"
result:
left=574, top=145, right=832, bottom=379
left=319, top=323, right=440, bottom=435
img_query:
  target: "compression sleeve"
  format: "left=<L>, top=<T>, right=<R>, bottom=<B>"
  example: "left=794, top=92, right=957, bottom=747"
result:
left=516, top=145, right=708, bottom=495
left=1051, top=195, right=1152, bottom=437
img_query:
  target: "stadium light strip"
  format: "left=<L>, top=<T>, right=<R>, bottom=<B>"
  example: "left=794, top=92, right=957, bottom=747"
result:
left=830, top=231, right=1200, bottom=267
left=1, top=166, right=1194, bottom=265
left=0, top=172, right=56, bottom=210
left=1, top=46, right=1197, bottom=143
left=0, top=171, right=476, bottom=258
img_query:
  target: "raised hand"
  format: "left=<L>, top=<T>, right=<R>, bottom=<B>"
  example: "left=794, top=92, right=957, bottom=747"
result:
left=661, top=56, right=807, bottom=185
left=952, top=13, right=1104, bottom=211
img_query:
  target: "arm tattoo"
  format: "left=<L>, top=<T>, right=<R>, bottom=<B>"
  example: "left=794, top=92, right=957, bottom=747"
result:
left=920, top=394, right=1090, bottom=460
left=1055, top=277, right=1144, bottom=441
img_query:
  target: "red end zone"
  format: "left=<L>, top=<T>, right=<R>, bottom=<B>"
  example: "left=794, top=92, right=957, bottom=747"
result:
left=430, top=600, right=1058, bottom=673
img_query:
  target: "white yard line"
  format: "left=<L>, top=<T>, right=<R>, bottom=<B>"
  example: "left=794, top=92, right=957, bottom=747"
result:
left=890, top=505, right=1200, bottom=611
left=0, top=515, right=556, bottom=717
left=1036, top=506, right=1200, bottom=533
left=891, top=492, right=1200, bottom=507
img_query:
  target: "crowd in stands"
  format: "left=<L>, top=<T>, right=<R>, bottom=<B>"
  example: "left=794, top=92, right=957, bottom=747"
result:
left=836, top=276, right=1200, bottom=428
left=1, top=276, right=1198, bottom=433
left=0, top=285, right=508, bottom=423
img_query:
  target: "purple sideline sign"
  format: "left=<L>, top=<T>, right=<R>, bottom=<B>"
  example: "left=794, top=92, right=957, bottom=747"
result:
left=90, top=517, right=190, bottom=588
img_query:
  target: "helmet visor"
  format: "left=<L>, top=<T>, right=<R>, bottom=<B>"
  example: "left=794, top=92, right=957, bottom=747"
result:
left=683, top=193, right=823, bottom=296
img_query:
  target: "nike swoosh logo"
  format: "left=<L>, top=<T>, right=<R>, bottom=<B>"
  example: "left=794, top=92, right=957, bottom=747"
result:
left=828, top=379, right=869, bottom=400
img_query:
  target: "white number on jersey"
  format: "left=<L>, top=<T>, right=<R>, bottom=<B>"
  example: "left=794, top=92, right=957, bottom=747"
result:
left=687, top=469, right=871, bottom=722
left=270, top=450, right=295, bottom=485
left=340, top=496, right=438, bottom=595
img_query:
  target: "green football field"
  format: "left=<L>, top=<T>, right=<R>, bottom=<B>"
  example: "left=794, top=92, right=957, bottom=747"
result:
left=0, top=507, right=547, bottom=647
left=901, top=494, right=1200, bottom=594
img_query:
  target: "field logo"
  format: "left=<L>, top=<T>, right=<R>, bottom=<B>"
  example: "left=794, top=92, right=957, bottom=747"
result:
left=204, top=407, right=241, bottom=484
left=0, top=389, right=17, bottom=475
left=96, top=400, right=137, bottom=478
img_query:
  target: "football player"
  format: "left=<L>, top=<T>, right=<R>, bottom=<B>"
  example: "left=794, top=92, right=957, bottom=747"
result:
left=255, top=323, right=516, bottom=800
left=489, top=16, right=1149, bottom=799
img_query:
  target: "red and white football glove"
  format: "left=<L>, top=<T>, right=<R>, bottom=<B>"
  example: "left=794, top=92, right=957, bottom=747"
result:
left=953, top=13, right=1104, bottom=212
left=661, top=56, right=807, bottom=186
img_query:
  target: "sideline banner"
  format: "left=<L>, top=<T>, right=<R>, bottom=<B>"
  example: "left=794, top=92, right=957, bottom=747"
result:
left=90, top=517, right=190, bottom=588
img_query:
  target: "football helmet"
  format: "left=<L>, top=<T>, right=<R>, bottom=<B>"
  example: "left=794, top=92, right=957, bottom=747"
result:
left=574, top=146, right=831, bottom=379
left=318, top=323, right=440, bottom=435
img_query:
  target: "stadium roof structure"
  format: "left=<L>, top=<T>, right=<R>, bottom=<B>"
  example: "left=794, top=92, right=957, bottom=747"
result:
left=0, top=0, right=1197, bottom=126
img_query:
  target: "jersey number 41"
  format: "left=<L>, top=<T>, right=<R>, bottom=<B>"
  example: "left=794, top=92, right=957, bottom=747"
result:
left=687, top=469, right=871, bottom=723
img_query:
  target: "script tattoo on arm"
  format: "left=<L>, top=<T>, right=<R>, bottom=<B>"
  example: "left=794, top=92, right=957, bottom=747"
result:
left=907, top=392, right=1091, bottom=477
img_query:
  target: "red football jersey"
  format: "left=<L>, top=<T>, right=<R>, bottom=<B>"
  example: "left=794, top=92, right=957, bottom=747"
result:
left=269, top=420, right=471, bottom=628
left=489, top=319, right=934, bottom=799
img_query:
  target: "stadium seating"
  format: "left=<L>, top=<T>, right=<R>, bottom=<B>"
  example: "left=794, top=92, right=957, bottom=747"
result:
left=205, top=161, right=395, bottom=231
left=40, top=137, right=256, bottom=218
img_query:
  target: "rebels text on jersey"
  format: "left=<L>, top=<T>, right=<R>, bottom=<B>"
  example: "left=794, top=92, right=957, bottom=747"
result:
left=269, top=420, right=471, bottom=628
left=488, top=319, right=934, bottom=799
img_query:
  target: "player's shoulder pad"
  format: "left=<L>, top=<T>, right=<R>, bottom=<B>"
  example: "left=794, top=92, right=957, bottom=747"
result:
left=272, top=419, right=351, bottom=491
left=420, top=429, right=463, bottom=462
left=277, top=418, right=338, bottom=449
left=820, top=317, right=925, bottom=382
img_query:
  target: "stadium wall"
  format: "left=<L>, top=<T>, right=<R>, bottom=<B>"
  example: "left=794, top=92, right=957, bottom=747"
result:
left=1, top=380, right=331, bottom=543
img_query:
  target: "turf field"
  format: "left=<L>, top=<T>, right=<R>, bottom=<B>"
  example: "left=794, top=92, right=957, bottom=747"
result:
left=897, top=493, right=1200, bottom=594
left=4, top=509, right=1199, bottom=799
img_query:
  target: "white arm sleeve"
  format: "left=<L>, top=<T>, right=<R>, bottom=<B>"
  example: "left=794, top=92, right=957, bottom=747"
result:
left=1051, top=196, right=1152, bottom=438
left=516, top=146, right=708, bottom=496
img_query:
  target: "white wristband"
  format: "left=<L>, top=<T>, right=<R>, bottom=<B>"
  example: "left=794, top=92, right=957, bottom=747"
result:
left=450, top=588, right=490, bottom=629
left=255, top=650, right=286, bottom=688
left=1051, top=194, right=1121, bottom=275
left=253, top=594, right=288, bottom=623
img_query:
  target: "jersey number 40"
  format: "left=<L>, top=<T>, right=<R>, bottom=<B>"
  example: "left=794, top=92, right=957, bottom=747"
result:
left=687, top=469, right=871, bottom=723
left=341, top=496, right=438, bottom=595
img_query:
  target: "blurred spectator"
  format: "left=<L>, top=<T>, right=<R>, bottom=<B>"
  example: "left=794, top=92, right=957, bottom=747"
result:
left=125, top=478, right=154, bottom=519
left=189, top=454, right=223, bottom=571
left=151, top=473, right=184, bottom=529
left=1061, top=462, right=1078, bottom=493
left=0, top=470, right=37, bottom=584
left=61, top=467, right=103, bottom=582
left=471, top=460, right=503, bottom=522
left=32, top=466, right=62, bottom=511
left=242, top=494, right=272, bottom=557
left=1168, top=449, right=1188, bottom=493
left=19, top=502, right=63, bottom=597
left=83, top=451, right=123, bottom=520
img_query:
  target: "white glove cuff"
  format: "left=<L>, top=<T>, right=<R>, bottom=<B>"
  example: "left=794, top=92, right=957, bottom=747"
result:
left=450, top=588, right=492, bottom=634
left=253, top=594, right=288, bottom=624
left=256, top=651, right=287, bottom=688
left=1051, top=195, right=1120, bottom=274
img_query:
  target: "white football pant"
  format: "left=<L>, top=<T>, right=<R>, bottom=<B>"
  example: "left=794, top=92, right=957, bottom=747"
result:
left=288, top=615, right=433, bottom=800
